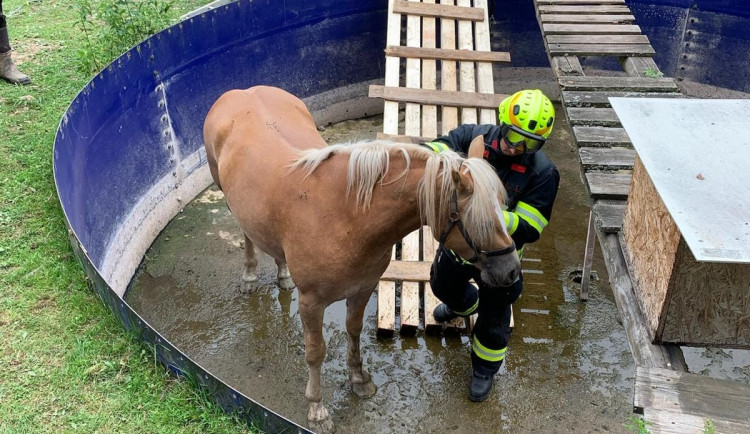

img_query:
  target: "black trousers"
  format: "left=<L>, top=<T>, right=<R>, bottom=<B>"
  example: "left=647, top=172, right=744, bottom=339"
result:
left=430, top=247, right=522, bottom=375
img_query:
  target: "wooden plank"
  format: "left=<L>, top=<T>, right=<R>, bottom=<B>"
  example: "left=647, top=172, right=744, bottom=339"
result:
left=562, top=90, right=683, bottom=107
left=585, top=171, right=631, bottom=199
left=384, top=45, right=511, bottom=63
left=559, top=76, right=678, bottom=92
left=369, top=85, right=508, bottom=109
left=592, top=200, right=626, bottom=233
left=382, top=260, right=431, bottom=282
left=574, top=126, right=631, bottom=147
left=642, top=408, right=750, bottom=434
left=541, top=14, right=635, bottom=24
left=580, top=210, right=595, bottom=300
left=422, top=0, right=438, bottom=139
left=377, top=246, right=397, bottom=336
left=400, top=230, right=421, bottom=334
left=552, top=56, right=583, bottom=76
left=543, top=23, right=642, bottom=35
left=538, top=0, right=626, bottom=4
left=579, top=147, right=635, bottom=170
left=405, top=0, right=421, bottom=138
left=567, top=107, right=621, bottom=126
left=474, top=0, right=496, bottom=125
left=376, top=132, right=434, bottom=143
left=392, top=0, right=484, bottom=21
left=440, top=0, right=458, bottom=133
left=383, top=0, right=402, bottom=135
left=635, top=366, right=750, bottom=426
left=538, top=5, right=631, bottom=14
left=549, top=43, right=654, bottom=57
left=457, top=0, right=477, bottom=124
left=547, top=34, right=649, bottom=44
left=621, top=56, right=662, bottom=77
left=423, top=226, right=441, bottom=332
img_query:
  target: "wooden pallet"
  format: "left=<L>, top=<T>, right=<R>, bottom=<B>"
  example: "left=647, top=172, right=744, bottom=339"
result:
left=370, top=0, right=510, bottom=335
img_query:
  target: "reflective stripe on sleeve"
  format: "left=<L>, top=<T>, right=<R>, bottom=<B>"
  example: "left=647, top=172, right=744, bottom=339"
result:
left=503, top=210, right=519, bottom=235
left=472, top=336, right=507, bottom=362
left=515, top=201, right=548, bottom=235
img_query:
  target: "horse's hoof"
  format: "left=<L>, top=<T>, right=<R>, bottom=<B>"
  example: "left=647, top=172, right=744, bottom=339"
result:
left=308, top=403, right=335, bottom=433
left=241, top=274, right=260, bottom=294
left=308, top=417, right=335, bottom=434
left=277, top=276, right=296, bottom=290
left=351, top=379, right=377, bottom=399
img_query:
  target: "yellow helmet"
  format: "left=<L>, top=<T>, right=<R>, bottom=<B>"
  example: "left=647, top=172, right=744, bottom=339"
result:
left=497, top=89, right=554, bottom=153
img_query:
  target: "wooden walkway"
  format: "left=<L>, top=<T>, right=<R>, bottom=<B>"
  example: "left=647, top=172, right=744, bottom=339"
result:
left=369, top=0, right=510, bottom=336
left=533, top=1, right=750, bottom=432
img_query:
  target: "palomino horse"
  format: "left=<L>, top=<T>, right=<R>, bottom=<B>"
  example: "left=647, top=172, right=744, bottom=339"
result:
left=203, top=86, right=520, bottom=432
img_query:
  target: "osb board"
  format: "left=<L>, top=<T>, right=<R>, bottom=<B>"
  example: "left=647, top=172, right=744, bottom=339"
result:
left=661, top=238, right=750, bottom=348
left=623, top=156, right=681, bottom=340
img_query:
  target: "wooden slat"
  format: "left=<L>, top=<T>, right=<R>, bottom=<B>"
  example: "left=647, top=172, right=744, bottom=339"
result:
left=405, top=0, right=421, bottom=137
left=392, top=0, right=484, bottom=21
left=369, top=85, right=508, bottom=108
left=474, top=0, right=496, bottom=125
left=541, top=14, right=635, bottom=24
left=457, top=0, right=477, bottom=124
left=423, top=226, right=441, bottom=332
left=574, top=126, right=631, bottom=146
left=593, top=200, right=626, bottom=233
left=385, top=45, right=511, bottom=63
left=547, top=34, right=649, bottom=44
left=422, top=0, right=438, bottom=139
left=560, top=76, right=678, bottom=91
left=621, top=56, right=662, bottom=77
left=376, top=132, right=434, bottom=143
left=538, top=0, right=625, bottom=4
left=642, top=408, right=750, bottom=434
left=400, top=230, right=421, bottom=334
left=543, top=23, right=642, bottom=35
left=377, top=246, right=397, bottom=336
left=549, top=43, right=654, bottom=56
left=382, top=0, right=402, bottom=135
left=440, top=0, right=458, bottom=133
left=635, top=366, right=750, bottom=427
left=552, top=55, right=583, bottom=76
left=538, top=5, right=631, bottom=14
left=562, top=90, right=683, bottom=107
left=579, top=147, right=635, bottom=170
left=585, top=171, right=631, bottom=199
left=567, top=107, right=621, bottom=126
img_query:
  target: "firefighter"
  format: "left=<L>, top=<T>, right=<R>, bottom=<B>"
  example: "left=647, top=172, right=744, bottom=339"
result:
left=424, top=89, right=559, bottom=402
left=0, top=0, right=31, bottom=85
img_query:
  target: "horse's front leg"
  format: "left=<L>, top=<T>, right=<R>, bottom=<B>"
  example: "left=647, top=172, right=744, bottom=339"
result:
left=241, top=234, right=260, bottom=293
left=274, top=258, right=296, bottom=290
left=346, top=288, right=377, bottom=398
left=299, top=295, right=334, bottom=433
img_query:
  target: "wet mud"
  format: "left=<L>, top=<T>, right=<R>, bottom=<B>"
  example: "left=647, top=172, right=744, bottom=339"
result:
left=125, top=111, right=745, bottom=433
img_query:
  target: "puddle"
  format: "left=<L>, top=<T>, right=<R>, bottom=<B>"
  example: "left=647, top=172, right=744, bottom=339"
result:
left=125, top=113, right=657, bottom=432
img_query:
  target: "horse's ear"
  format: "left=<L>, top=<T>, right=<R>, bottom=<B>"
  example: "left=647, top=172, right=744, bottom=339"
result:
left=467, top=135, right=485, bottom=159
left=451, top=168, right=474, bottom=195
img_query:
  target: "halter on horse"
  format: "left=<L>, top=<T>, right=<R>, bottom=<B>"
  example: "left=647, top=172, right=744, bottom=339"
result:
left=204, top=86, right=520, bottom=432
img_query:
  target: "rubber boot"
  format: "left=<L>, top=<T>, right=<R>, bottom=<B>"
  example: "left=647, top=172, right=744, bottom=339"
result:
left=433, top=303, right=459, bottom=323
left=468, top=370, right=494, bottom=402
left=0, top=27, right=30, bottom=85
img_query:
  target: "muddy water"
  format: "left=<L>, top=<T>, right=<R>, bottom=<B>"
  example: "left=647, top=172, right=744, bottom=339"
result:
left=126, top=112, right=636, bottom=433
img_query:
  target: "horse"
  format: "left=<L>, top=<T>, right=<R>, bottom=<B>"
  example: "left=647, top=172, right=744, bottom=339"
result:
left=203, top=86, right=520, bottom=432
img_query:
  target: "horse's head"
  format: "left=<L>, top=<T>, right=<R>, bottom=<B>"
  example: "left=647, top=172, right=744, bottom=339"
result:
left=438, top=136, right=522, bottom=287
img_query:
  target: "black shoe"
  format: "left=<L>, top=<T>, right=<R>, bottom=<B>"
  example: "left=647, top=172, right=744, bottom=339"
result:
left=468, top=371, right=494, bottom=402
left=433, top=303, right=459, bottom=323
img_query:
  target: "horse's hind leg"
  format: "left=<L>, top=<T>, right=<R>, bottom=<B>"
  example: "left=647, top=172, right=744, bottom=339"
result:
left=241, top=234, right=260, bottom=293
left=299, top=295, right=334, bottom=433
left=346, top=289, right=377, bottom=399
left=275, top=258, right=296, bottom=290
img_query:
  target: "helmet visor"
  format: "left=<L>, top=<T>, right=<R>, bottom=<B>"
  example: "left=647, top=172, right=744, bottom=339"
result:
left=501, top=124, right=546, bottom=154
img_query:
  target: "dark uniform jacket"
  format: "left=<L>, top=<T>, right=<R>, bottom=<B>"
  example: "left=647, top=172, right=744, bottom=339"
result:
left=432, top=124, right=560, bottom=252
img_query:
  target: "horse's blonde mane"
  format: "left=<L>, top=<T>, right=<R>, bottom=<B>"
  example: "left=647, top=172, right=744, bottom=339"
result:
left=290, top=140, right=507, bottom=247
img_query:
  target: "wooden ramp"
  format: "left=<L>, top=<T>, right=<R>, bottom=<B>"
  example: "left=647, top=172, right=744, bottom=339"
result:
left=369, top=0, right=510, bottom=336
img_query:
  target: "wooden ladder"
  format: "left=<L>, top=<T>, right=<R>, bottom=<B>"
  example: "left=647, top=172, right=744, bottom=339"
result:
left=369, top=0, right=510, bottom=336
left=533, top=0, right=682, bottom=300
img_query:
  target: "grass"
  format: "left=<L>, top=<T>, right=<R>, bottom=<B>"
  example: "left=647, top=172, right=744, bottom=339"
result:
left=0, top=0, right=256, bottom=432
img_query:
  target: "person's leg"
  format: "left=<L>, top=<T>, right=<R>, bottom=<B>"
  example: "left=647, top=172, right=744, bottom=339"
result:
left=468, top=276, right=523, bottom=401
left=1, top=2, right=31, bottom=85
left=429, top=248, right=480, bottom=321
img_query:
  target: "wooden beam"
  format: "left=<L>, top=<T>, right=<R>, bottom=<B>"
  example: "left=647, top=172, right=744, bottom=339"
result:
left=549, top=43, right=655, bottom=56
left=559, top=76, right=678, bottom=91
left=538, top=0, right=625, bottom=4
left=567, top=107, right=621, bottom=127
left=385, top=45, right=510, bottom=63
left=552, top=55, right=583, bottom=76
left=538, top=5, right=631, bottom=14
left=592, top=200, right=627, bottom=233
left=579, top=147, right=635, bottom=170
left=547, top=34, right=649, bottom=44
left=543, top=23, right=642, bottom=34
left=369, top=85, right=508, bottom=108
left=585, top=172, right=631, bottom=199
left=541, top=14, right=635, bottom=24
left=392, top=0, right=484, bottom=21
left=562, top=90, right=683, bottom=107
left=574, top=126, right=631, bottom=147
left=621, top=56, right=662, bottom=77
